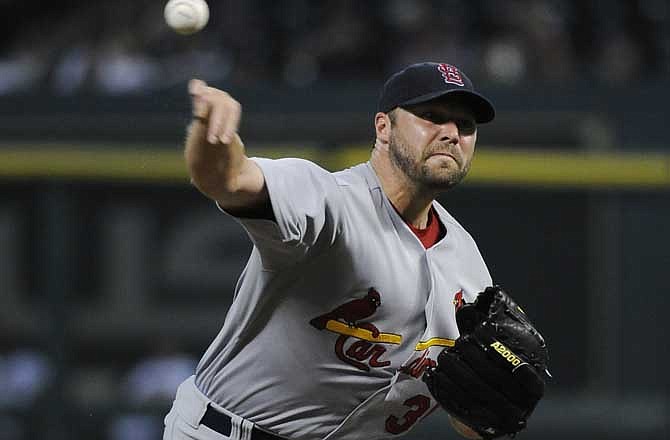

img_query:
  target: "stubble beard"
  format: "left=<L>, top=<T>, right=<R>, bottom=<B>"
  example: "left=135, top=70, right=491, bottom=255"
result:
left=388, top=131, right=470, bottom=191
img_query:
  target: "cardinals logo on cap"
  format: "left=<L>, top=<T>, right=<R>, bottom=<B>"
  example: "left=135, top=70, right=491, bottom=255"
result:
left=438, top=63, right=465, bottom=87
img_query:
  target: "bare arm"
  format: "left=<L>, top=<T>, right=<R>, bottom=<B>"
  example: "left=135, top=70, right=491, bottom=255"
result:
left=185, top=79, right=269, bottom=212
left=449, top=416, right=482, bottom=439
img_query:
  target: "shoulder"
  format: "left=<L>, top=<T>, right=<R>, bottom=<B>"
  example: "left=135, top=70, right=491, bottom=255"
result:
left=251, top=157, right=330, bottom=176
left=332, top=163, right=373, bottom=188
left=251, top=158, right=368, bottom=189
left=251, top=158, right=372, bottom=188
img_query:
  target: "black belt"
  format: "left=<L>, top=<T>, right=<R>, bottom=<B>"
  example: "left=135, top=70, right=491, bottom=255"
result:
left=200, top=404, right=283, bottom=440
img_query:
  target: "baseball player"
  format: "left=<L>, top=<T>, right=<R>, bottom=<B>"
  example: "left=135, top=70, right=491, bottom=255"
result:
left=164, top=62, right=498, bottom=440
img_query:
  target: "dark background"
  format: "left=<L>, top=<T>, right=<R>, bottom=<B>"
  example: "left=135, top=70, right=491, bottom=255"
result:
left=0, top=1, right=668, bottom=439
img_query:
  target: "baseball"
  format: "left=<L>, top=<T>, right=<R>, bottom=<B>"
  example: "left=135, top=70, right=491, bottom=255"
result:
left=164, top=0, right=209, bottom=35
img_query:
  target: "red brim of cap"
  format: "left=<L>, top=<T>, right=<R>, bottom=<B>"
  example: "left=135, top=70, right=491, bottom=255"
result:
left=400, top=89, right=496, bottom=124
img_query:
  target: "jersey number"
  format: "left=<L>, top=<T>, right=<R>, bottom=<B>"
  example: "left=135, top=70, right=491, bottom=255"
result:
left=385, top=394, right=432, bottom=435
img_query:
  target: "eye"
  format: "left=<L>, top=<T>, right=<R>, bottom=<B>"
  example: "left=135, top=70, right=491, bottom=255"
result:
left=419, top=111, right=436, bottom=121
left=456, top=119, right=477, bottom=135
left=420, top=112, right=451, bottom=125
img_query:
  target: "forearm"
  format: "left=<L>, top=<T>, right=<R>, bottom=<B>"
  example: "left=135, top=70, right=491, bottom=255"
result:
left=449, top=416, right=482, bottom=439
left=185, top=119, right=248, bottom=200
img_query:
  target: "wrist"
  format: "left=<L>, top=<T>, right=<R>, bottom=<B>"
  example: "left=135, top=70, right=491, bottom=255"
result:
left=449, top=416, right=483, bottom=440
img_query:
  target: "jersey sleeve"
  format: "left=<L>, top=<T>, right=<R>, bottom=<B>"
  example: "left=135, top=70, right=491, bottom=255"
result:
left=219, top=157, right=343, bottom=269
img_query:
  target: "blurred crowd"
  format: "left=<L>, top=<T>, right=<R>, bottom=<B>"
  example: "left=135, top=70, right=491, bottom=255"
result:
left=0, top=0, right=667, bottom=95
left=0, top=345, right=197, bottom=440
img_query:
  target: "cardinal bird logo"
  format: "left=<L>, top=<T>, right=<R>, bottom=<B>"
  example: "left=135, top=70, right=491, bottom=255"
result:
left=310, top=288, right=381, bottom=331
left=309, top=288, right=402, bottom=371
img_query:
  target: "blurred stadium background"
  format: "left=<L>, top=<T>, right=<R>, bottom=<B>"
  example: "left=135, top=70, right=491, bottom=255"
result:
left=0, top=0, right=668, bottom=439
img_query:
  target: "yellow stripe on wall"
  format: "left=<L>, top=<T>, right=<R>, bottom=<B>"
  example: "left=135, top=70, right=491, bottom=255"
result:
left=469, top=149, right=670, bottom=188
left=1, top=145, right=669, bottom=189
left=0, top=148, right=188, bottom=182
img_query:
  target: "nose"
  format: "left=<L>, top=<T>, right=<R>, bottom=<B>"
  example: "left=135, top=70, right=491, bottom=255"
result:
left=438, top=121, right=460, bottom=145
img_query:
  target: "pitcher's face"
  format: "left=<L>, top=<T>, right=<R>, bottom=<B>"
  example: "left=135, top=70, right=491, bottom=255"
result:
left=387, top=101, right=478, bottom=190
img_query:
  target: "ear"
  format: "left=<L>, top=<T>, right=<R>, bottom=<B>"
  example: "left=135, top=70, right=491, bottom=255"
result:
left=374, top=112, right=391, bottom=145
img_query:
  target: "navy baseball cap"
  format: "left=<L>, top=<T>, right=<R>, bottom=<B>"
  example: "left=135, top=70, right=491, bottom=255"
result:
left=378, top=62, right=495, bottom=123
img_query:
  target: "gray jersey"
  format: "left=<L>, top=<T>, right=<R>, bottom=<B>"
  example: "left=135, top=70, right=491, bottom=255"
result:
left=194, top=159, right=492, bottom=440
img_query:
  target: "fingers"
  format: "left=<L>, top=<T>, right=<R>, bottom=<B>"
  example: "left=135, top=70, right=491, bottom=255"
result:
left=188, top=78, right=241, bottom=145
left=188, top=79, right=207, bottom=95
left=220, top=100, right=241, bottom=144
left=204, top=97, right=241, bottom=144
left=189, top=79, right=209, bottom=120
left=207, top=101, right=225, bottom=144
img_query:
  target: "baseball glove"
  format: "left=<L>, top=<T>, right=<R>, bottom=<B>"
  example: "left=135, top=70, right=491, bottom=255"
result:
left=423, top=286, right=549, bottom=439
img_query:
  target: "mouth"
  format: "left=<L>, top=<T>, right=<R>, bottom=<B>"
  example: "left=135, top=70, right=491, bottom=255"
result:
left=427, top=151, right=459, bottom=164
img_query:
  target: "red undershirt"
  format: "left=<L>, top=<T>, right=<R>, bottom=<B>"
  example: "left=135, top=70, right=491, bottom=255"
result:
left=404, top=206, right=446, bottom=249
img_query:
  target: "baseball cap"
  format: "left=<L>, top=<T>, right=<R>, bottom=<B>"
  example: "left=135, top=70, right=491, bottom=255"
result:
left=378, top=62, right=495, bottom=123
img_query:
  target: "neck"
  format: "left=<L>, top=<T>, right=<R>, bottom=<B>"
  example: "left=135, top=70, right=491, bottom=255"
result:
left=370, top=150, right=438, bottom=229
